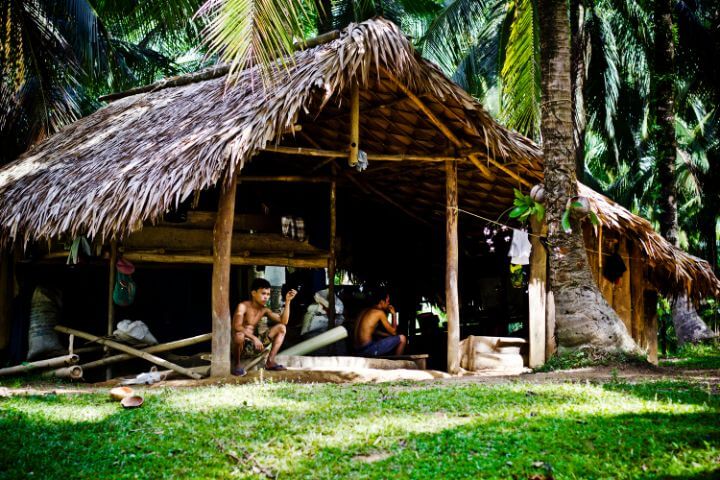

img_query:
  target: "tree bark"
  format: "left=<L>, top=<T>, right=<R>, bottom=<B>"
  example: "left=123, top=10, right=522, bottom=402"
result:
left=570, top=0, right=587, bottom=182
left=653, top=1, right=715, bottom=344
left=654, top=0, right=679, bottom=246
left=671, top=295, right=716, bottom=346
left=314, top=0, right=334, bottom=33
left=538, top=0, right=638, bottom=353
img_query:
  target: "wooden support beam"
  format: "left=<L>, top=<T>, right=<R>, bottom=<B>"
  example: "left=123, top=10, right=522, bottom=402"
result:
left=106, top=240, right=118, bottom=380
left=262, top=145, right=462, bottom=162
left=293, top=29, right=340, bottom=50
left=263, top=145, right=346, bottom=158
left=238, top=175, right=332, bottom=183
left=124, top=252, right=328, bottom=268
left=55, top=326, right=203, bottom=379
left=381, top=68, right=533, bottom=188
left=528, top=218, right=547, bottom=367
left=349, top=83, right=360, bottom=167
left=341, top=171, right=431, bottom=226
left=0, top=249, right=12, bottom=352
left=445, top=159, right=460, bottom=374
left=328, top=179, right=337, bottom=326
left=211, top=175, right=237, bottom=378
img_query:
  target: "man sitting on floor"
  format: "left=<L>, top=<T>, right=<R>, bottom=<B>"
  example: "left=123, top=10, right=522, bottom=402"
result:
left=353, top=289, right=407, bottom=357
left=232, top=278, right=297, bottom=376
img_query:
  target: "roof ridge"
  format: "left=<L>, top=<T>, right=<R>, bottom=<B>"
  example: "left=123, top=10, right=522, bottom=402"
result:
left=98, top=28, right=345, bottom=103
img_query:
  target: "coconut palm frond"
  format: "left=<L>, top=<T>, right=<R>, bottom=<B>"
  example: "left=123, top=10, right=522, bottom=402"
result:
left=417, top=0, right=503, bottom=77
left=584, top=7, right=621, bottom=162
left=499, top=0, right=540, bottom=139
left=197, top=0, right=314, bottom=84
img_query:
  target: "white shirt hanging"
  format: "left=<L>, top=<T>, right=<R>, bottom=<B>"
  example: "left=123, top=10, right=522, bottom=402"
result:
left=508, top=229, right=532, bottom=265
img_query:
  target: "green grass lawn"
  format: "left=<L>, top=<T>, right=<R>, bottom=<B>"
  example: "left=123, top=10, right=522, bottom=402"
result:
left=1, top=378, right=719, bottom=479
left=660, top=343, right=720, bottom=370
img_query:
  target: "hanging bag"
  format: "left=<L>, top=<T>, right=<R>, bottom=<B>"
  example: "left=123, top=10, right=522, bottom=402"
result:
left=113, top=258, right=137, bottom=306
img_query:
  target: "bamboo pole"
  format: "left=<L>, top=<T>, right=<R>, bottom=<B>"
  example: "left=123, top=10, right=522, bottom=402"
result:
left=79, top=333, right=212, bottom=370
left=0, top=354, right=79, bottom=377
left=106, top=240, right=118, bottom=380
left=263, top=146, right=347, bottom=158
left=262, top=145, right=463, bottom=162
left=124, top=252, right=328, bottom=268
left=54, top=326, right=203, bottom=379
left=238, top=175, right=332, bottom=183
left=349, top=83, right=360, bottom=167
left=445, top=160, right=460, bottom=374
left=328, top=179, right=337, bottom=326
left=43, top=365, right=83, bottom=380
left=211, top=175, right=237, bottom=377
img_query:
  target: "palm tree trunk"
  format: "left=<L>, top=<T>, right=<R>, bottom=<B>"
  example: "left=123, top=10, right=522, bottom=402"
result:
left=654, top=0, right=715, bottom=345
left=672, top=295, right=716, bottom=346
left=570, top=0, right=587, bottom=182
left=538, top=0, right=638, bottom=353
left=654, top=0, right=678, bottom=246
left=314, top=0, right=334, bottom=33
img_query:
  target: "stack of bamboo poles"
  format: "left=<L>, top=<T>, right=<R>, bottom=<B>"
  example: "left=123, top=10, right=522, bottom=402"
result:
left=0, top=353, right=83, bottom=380
left=0, top=327, right=212, bottom=381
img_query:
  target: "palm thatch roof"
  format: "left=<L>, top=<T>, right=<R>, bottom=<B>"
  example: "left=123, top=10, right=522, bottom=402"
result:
left=0, top=18, right=717, bottom=299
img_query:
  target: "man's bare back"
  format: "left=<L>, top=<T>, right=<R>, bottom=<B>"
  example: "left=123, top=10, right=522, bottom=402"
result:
left=353, top=292, right=406, bottom=356
left=354, top=307, right=394, bottom=348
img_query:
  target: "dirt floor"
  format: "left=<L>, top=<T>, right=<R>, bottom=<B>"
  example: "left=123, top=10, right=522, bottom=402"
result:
left=2, top=363, right=719, bottom=397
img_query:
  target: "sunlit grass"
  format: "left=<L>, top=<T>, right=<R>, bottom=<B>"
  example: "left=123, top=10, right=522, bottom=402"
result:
left=1, top=379, right=718, bottom=479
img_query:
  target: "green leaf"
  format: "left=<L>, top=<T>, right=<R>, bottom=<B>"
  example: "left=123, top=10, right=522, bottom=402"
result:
left=589, top=211, right=600, bottom=226
left=509, top=206, right=528, bottom=218
left=514, top=188, right=525, bottom=200
left=534, top=203, right=545, bottom=221
left=561, top=209, right=572, bottom=233
left=570, top=200, right=584, bottom=209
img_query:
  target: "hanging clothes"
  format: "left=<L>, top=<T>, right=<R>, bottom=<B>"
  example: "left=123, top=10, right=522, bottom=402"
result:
left=508, top=229, right=532, bottom=265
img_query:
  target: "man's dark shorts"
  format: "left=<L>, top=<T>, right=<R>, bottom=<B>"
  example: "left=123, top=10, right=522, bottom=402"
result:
left=356, top=335, right=401, bottom=356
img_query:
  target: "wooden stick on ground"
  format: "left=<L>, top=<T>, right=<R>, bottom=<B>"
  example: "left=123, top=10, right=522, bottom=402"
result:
left=0, top=354, right=79, bottom=377
left=79, top=333, right=212, bottom=370
left=55, top=326, right=203, bottom=379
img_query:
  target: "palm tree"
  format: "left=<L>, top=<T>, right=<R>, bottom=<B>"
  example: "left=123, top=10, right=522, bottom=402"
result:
left=0, top=0, right=204, bottom=163
left=537, top=0, right=637, bottom=353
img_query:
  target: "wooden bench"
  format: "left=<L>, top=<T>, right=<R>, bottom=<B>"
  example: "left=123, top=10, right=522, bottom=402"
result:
left=376, top=354, right=429, bottom=370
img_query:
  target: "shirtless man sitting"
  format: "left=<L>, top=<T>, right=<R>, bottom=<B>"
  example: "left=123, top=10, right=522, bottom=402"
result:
left=232, top=278, right=297, bottom=376
left=354, top=289, right=407, bottom=357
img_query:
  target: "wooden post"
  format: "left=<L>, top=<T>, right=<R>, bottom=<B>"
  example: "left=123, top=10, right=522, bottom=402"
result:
left=445, top=159, right=460, bottom=374
left=106, top=240, right=118, bottom=380
left=528, top=218, right=547, bottom=367
left=328, top=179, right=337, bottom=326
left=211, top=175, right=237, bottom=377
left=348, top=83, right=360, bottom=167
left=0, top=248, right=12, bottom=353
left=629, top=243, right=646, bottom=347
left=644, top=290, right=659, bottom=364
left=612, top=239, right=632, bottom=333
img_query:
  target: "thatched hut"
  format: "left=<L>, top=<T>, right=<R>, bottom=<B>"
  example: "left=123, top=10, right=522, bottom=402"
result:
left=0, top=18, right=717, bottom=374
